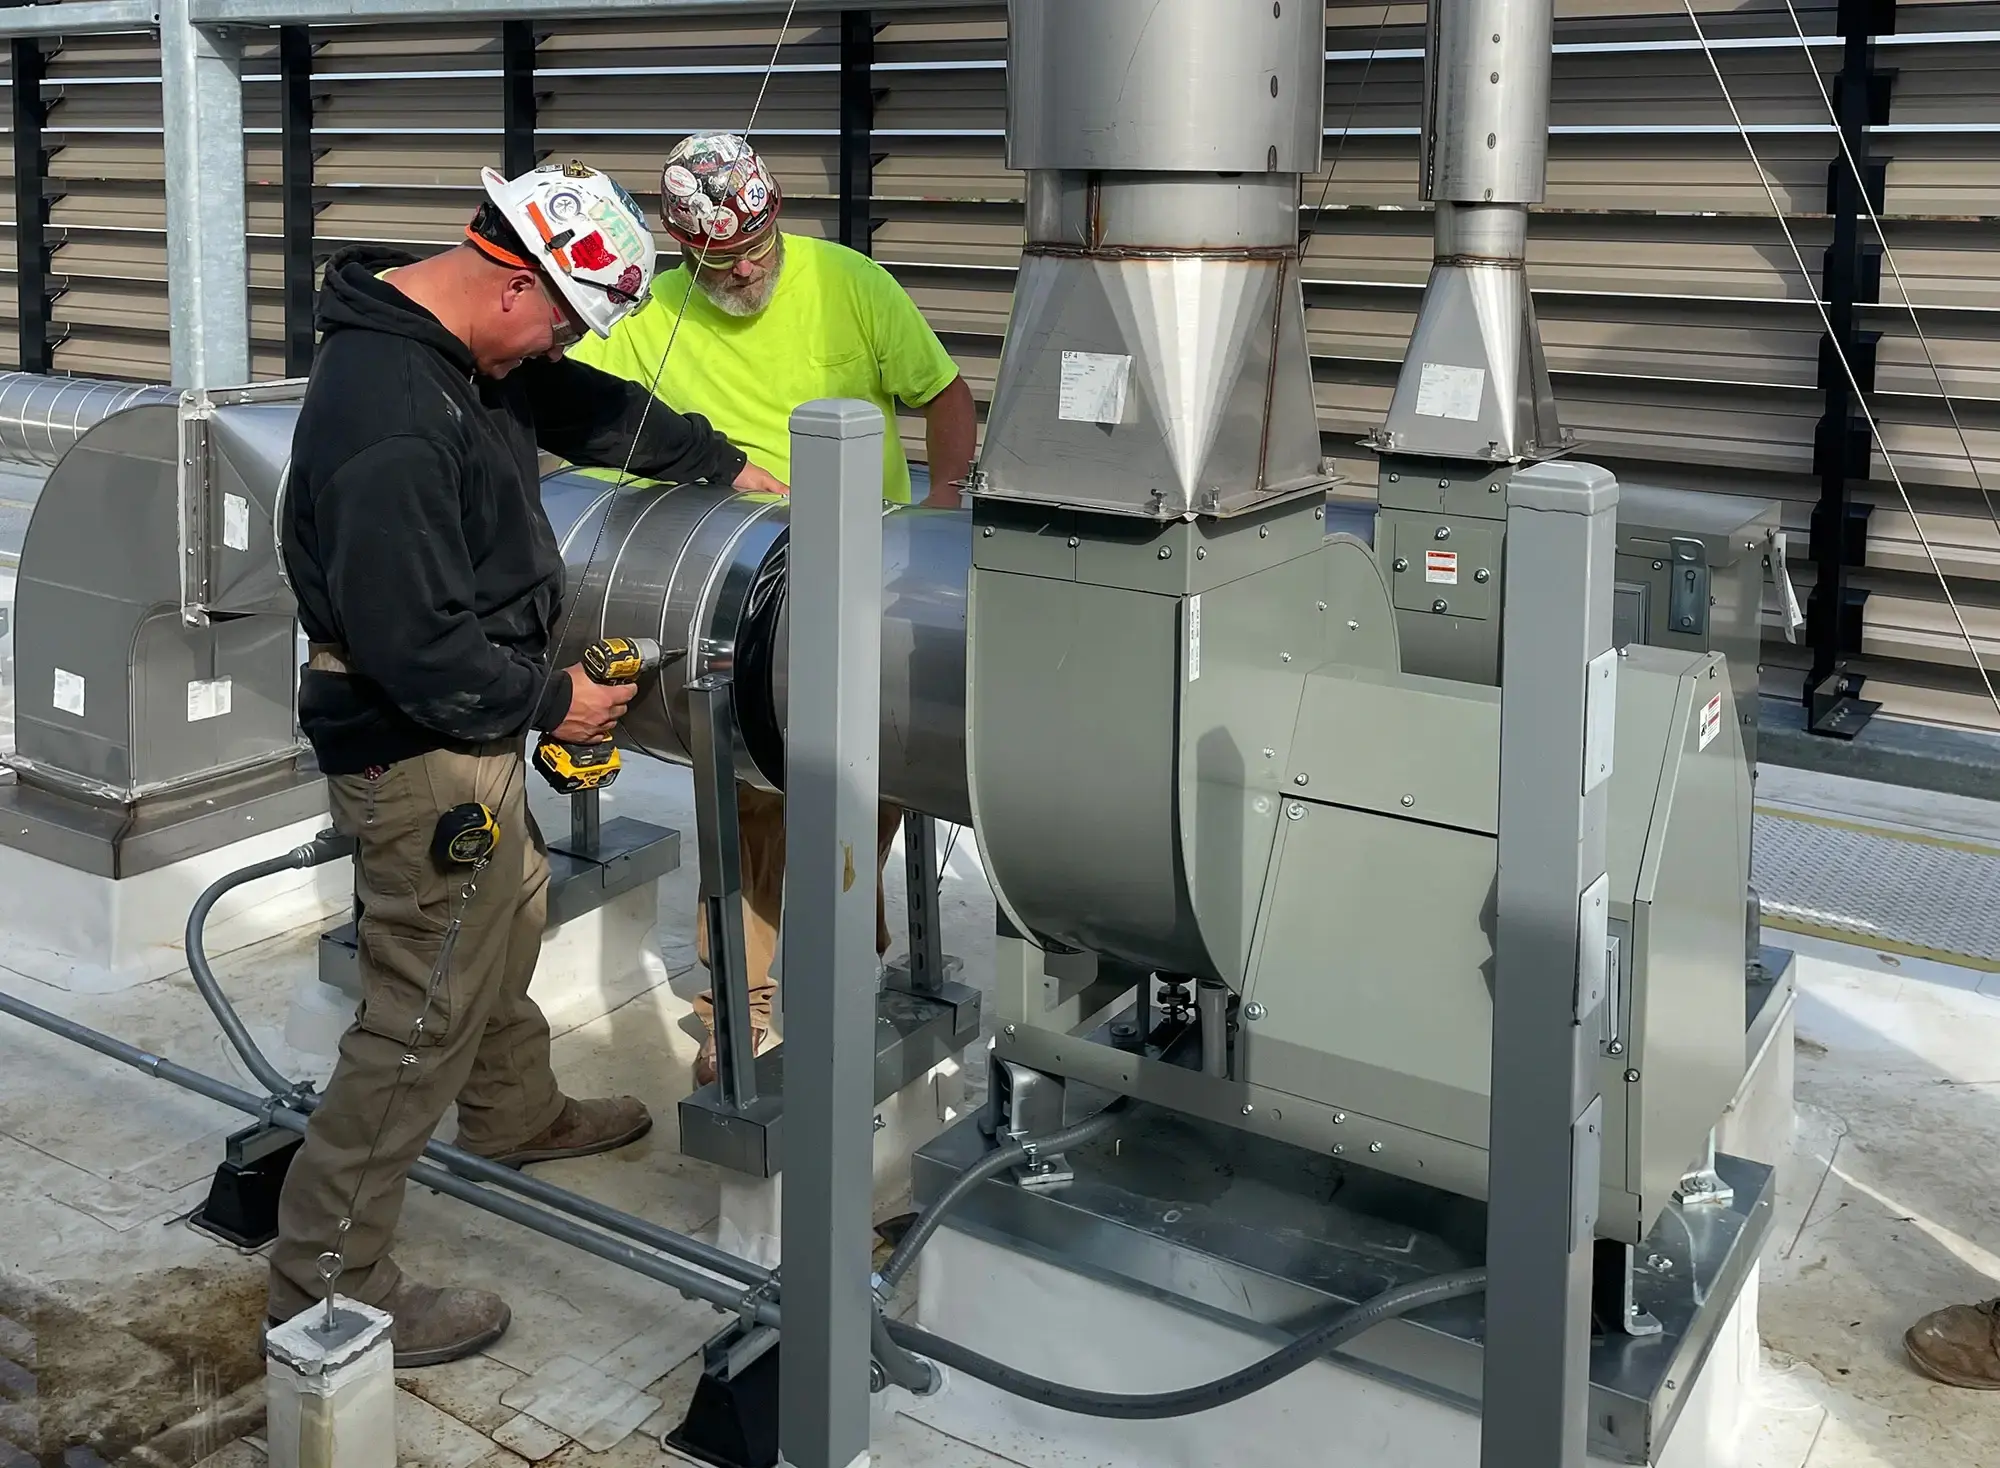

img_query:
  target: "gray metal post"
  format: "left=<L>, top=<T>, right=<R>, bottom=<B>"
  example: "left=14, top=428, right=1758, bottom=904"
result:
left=160, top=0, right=251, bottom=387
left=780, top=399, right=884, bottom=1468
left=1482, top=459, right=1620, bottom=1468
left=689, top=674, right=759, bottom=1112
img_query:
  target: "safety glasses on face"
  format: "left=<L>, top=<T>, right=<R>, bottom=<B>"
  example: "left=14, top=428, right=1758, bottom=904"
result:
left=690, top=230, right=779, bottom=271
left=539, top=276, right=587, bottom=350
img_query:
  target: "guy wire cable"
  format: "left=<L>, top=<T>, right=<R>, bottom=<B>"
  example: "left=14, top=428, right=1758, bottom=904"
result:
left=316, top=0, right=807, bottom=1313
left=1301, top=3, right=1397, bottom=256
left=1778, top=0, right=2000, bottom=560
left=1682, top=0, right=2000, bottom=720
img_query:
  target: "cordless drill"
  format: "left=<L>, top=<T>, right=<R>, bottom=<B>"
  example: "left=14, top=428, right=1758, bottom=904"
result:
left=532, top=636, right=665, bottom=794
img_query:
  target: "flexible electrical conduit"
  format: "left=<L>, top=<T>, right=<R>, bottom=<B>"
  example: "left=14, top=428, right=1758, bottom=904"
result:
left=867, top=1097, right=1489, bottom=1417
left=180, top=832, right=772, bottom=1289
left=181, top=837, right=1492, bottom=1419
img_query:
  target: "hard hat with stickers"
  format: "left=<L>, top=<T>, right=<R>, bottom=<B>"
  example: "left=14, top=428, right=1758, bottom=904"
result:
left=475, top=161, right=657, bottom=339
left=658, top=133, right=783, bottom=257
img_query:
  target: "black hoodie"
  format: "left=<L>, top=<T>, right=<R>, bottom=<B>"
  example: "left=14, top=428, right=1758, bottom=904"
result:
left=284, top=245, right=748, bottom=775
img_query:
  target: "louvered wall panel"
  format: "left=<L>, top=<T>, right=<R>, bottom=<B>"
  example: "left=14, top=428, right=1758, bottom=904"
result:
left=5, top=0, right=2000, bottom=730
left=0, top=46, right=16, bottom=364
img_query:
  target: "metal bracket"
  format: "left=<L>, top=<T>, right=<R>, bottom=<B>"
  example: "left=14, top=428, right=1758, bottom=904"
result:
left=1765, top=529, right=1805, bottom=644
left=1673, top=1132, right=1736, bottom=1210
left=1666, top=536, right=1710, bottom=637
left=1592, top=1239, right=1664, bottom=1339
left=175, top=377, right=307, bottom=626
left=993, top=1056, right=1074, bottom=1190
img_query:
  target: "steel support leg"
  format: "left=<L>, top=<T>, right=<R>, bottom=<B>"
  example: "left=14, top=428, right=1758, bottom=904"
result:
left=690, top=674, right=760, bottom=1114
left=10, top=33, right=50, bottom=374
left=780, top=399, right=884, bottom=1468
left=160, top=0, right=249, bottom=388
left=501, top=20, right=537, bottom=177
left=837, top=11, right=874, bottom=255
left=279, top=25, right=315, bottom=376
left=1481, top=460, right=1619, bottom=1468
left=901, top=809, right=944, bottom=996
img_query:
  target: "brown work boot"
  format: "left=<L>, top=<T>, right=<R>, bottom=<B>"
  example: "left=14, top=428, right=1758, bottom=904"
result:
left=1906, top=1298, right=2000, bottom=1388
left=464, top=1095, right=653, bottom=1168
left=694, top=1027, right=771, bottom=1088
left=268, top=1278, right=510, bottom=1369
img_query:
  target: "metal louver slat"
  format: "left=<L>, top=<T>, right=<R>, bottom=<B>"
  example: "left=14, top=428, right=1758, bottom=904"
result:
left=3, top=0, right=1999, bottom=731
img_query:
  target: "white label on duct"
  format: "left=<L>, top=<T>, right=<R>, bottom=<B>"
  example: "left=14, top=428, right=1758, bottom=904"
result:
left=1425, top=549, right=1459, bottom=584
left=1058, top=351, right=1133, bottom=425
left=1414, top=362, right=1485, bottom=423
left=51, top=668, right=85, bottom=718
left=223, top=493, right=251, bottom=552
left=188, top=677, right=234, bottom=723
left=1187, top=594, right=1203, bottom=682
left=1699, top=691, right=1723, bottom=751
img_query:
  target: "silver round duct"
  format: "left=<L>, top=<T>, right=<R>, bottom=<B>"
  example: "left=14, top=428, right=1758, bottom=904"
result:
left=0, top=372, right=178, bottom=469
left=542, top=470, right=974, bottom=826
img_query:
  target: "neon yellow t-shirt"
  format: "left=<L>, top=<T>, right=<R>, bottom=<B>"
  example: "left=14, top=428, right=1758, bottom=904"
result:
left=569, top=233, right=961, bottom=504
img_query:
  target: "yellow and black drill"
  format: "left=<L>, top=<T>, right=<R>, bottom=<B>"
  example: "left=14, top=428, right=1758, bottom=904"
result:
left=532, top=636, right=666, bottom=794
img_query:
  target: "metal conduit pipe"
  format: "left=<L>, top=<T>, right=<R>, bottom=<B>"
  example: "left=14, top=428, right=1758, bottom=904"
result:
left=0, top=983, right=780, bottom=1318
left=179, top=834, right=774, bottom=1288
left=542, top=470, right=975, bottom=825
left=0, top=371, right=177, bottom=468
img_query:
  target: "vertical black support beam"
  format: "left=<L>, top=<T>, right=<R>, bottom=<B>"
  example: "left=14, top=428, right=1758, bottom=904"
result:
left=502, top=22, right=537, bottom=179
left=690, top=675, right=760, bottom=1113
left=1806, top=0, right=1895, bottom=738
left=901, top=808, right=944, bottom=996
left=279, top=26, right=315, bottom=377
left=837, top=11, right=874, bottom=255
left=10, top=35, right=51, bottom=373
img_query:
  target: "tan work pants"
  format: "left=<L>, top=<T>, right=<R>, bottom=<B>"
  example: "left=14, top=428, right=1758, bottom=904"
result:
left=268, top=743, right=563, bottom=1318
left=693, top=784, right=902, bottom=1033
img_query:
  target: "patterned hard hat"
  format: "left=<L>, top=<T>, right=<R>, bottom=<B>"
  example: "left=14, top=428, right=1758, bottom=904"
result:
left=658, top=133, right=783, bottom=255
left=476, top=161, right=656, bottom=338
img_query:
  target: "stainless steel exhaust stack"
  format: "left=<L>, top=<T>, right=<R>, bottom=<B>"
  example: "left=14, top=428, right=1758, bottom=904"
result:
left=975, top=0, right=1331, bottom=519
left=1369, top=0, right=1566, bottom=463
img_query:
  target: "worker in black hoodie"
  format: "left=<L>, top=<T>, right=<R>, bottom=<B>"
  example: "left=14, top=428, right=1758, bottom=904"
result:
left=269, top=161, right=782, bottom=1366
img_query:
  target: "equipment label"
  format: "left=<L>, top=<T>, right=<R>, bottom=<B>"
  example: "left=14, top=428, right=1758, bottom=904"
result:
left=1425, top=549, right=1459, bottom=584
left=188, top=677, right=233, bottom=723
left=1187, top=594, right=1202, bottom=682
left=1699, top=691, right=1723, bottom=751
left=1414, top=362, right=1485, bottom=422
left=1058, top=351, right=1133, bottom=425
left=223, top=492, right=251, bottom=552
left=52, top=668, right=85, bottom=718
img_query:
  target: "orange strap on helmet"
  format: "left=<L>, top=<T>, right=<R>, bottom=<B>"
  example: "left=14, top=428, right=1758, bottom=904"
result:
left=464, top=224, right=534, bottom=271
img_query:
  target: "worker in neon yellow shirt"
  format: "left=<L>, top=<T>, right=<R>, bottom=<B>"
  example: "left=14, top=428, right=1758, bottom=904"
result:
left=570, top=132, right=976, bottom=507
left=570, top=132, right=977, bottom=1085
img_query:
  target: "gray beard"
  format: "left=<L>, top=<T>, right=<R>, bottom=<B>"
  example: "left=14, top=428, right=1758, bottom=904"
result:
left=694, top=247, right=783, bottom=317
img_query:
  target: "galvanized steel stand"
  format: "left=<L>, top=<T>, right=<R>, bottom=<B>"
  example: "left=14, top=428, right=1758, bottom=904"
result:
left=780, top=399, right=885, bottom=1468
left=1483, top=460, right=1619, bottom=1468
left=160, top=0, right=250, bottom=388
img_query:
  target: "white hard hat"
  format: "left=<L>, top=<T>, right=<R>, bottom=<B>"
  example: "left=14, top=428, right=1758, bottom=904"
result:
left=476, top=161, right=655, bottom=338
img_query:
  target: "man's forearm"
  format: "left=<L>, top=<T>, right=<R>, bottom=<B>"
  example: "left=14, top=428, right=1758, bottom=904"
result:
left=921, top=376, right=977, bottom=509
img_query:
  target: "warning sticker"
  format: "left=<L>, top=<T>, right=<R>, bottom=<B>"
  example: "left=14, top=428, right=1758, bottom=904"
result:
left=188, top=677, right=233, bottom=723
left=1699, top=691, right=1723, bottom=751
left=1425, top=550, right=1459, bottom=584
